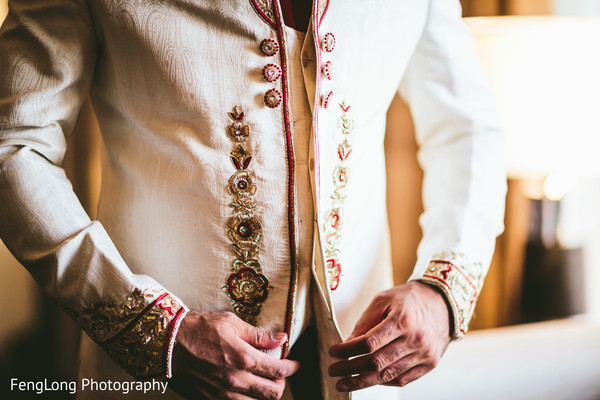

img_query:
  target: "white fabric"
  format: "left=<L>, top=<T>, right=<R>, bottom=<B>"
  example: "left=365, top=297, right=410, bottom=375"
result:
left=0, top=0, right=506, bottom=399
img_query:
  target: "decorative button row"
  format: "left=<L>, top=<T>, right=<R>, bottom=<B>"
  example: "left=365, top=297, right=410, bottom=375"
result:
left=321, top=33, right=335, bottom=108
left=259, top=39, right=282, bottom=108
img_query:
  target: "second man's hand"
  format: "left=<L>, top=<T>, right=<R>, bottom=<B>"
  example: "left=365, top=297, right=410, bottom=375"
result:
left=328, top=281, right=451, bottom=392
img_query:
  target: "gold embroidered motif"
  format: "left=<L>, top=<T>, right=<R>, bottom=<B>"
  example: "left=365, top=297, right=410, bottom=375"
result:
left=100, top=294, right=186, bottom=379
left=224, top=107, right=268, bottom=324
left=253, top=0, right=276, bottom=26
left=416, top=252, right=484, bottom=339
left=227, top=107, right=250, bottom=142
left=322, top=102, right=355, bottom=291
left=78, top=288, right=158, bottom=342
left=228, top=171, right=257, bottom=197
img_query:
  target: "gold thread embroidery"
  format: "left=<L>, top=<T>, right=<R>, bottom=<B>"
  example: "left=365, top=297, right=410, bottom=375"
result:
left=322, top=102, right=355, bottom=291
left=76, top=288, right=159, bottom=342
left=224, top=107, right=269, bottom=324
left=100, top=294, right=186, bottom=379
left=253, top=0, right=276, bottom=25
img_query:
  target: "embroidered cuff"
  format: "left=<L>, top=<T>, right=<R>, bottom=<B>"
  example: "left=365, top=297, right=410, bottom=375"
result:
left=99, top=292, right=188, bottom=379
left=413, top=252, right=484, bottom=339
left=71, top=289, right=189, bottom=379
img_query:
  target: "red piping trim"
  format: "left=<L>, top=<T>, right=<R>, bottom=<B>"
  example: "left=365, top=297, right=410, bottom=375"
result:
left=319, top=0, right=330, bottom=27
left=272, top=0, right=298, bottom=359
left=164, top=307, right=185, bottom=354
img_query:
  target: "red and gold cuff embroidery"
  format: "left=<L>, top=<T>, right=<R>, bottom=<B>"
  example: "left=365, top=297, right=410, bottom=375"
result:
left=415, top=252, right=484, bottom=339
left=322, top=102, right=354, bottom=291
left=99, top=292, right=187, bottom=379
left=66, top=289, right=188, bottom=379
left=224, top=107, right=269, bottom=324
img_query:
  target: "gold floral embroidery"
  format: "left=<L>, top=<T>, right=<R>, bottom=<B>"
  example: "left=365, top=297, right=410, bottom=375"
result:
left=224, top=107, right=268, bottom=324
left=100, top=293, right=186, bottom=379
left=416, top=252, right=484, bottom=339
left=322, top=102, right=355, bottom=291
left=77, top=288, right=159, bottom=342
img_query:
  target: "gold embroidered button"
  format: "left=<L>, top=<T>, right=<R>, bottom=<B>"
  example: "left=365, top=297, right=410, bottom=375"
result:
left=322, top=90, right=333, bottom=108
left=322, top=61, right=332, bottom=80
left=264, top=88, right=282, bottom=108
left=322, top=32, right=335, bottom=53
left=260, top=38, right=279, bottom=56
left=261, top=63, right=282, bottom=83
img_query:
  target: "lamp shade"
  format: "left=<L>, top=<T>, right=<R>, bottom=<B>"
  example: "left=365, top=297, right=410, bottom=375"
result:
left=465, top=17, right=600, bottom=179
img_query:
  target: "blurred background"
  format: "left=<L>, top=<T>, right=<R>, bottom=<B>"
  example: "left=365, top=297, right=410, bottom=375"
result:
left=1, top=0, right=600, bottom=399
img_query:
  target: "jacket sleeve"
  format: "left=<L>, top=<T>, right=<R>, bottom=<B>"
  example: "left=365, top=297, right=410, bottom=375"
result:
left=0, top=0, right=188, bottom=378
left=397, top=0, right=506, bottom=338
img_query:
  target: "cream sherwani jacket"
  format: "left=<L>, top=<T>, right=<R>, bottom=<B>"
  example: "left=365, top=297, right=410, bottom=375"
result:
left=0, top=0, right=506, bottom=399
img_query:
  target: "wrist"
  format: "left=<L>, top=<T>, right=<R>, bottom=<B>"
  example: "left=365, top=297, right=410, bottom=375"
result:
left=411, top=281, right=453, bottom=340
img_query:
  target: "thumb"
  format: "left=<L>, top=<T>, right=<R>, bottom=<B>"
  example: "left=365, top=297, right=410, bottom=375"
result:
left=238, top=323, right=288, bottom=350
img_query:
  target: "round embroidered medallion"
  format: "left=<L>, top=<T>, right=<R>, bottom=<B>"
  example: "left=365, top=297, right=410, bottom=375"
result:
left=227, top=267, right=269, bottom=307
left=264, top=88, right=282, bottom=108
left=261, top=63, right=282, bottom=83
left=259, top=38, right=279, bottom=56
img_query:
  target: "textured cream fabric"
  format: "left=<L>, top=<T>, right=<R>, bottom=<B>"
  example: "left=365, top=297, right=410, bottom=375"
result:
left=0, top=0, right=506, bottom=398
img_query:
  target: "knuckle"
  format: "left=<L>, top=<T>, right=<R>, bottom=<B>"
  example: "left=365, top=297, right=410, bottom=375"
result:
left=250, top=384, right=278, bottom=400
left=255, top=328, right=269, bottom=343
left=398, top=312, right=412, bottom=329
left=429, top=358, right=439, bottom=369
left=413, top=331, right=425, bottom=346
left=271, top=367, right=286, bottom=380
left=364, top=335, right=380, bottom=353
left=422, top=346, right=433, bottom=359
left=380, top=366, right=399, bottom=383
left=224, top=373, right=240, bottom=389
left=369, top=355, right=387, bottom=372
left=238, top=353, right=256, bottom=369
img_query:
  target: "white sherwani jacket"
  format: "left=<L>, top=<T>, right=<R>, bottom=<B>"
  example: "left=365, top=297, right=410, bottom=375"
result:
left=0, top=0, right=506, bottom=398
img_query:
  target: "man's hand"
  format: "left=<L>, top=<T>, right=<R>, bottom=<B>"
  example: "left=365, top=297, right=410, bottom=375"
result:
left=328, top=281, right=451, bottom=392
left=170, top=311, right=300, bottom=400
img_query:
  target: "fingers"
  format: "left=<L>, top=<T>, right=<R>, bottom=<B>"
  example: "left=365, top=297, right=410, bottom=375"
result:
left=237, top=322, right=288, bottom=350
left=330, top=314, right=405, bottom=358
left=230, top=375, right=286, bottom=400
left=176, top=371, right=287, bottom=400
left=333, top=354, right=426, bottom=392
left=328, top=337, right=412, bottom=377
left=234, top=344, right=300, bottom=380
left=381, top=364, right=432, bottom=387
